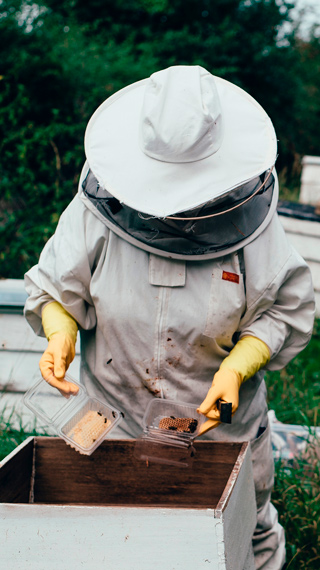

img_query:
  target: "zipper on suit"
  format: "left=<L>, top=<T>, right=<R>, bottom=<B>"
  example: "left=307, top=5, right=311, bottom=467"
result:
left=156, top=286, right=168, bottom=398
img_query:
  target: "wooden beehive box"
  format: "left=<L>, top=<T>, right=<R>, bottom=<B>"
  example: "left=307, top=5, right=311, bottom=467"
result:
left=0, top=437, right=256, bottom=570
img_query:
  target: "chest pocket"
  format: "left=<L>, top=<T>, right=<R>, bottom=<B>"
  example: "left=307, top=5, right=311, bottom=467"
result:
left=149, top=254, right=186, bottom=287
left=203, top=252, right=246, bottom=346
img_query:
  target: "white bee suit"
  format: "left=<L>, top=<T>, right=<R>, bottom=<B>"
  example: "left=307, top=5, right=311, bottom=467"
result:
left=24, top=177, right=314, bottom=569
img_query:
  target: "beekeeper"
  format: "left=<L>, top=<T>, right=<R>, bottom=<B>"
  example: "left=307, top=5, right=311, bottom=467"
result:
left=24, top=66, right=315, bottom=570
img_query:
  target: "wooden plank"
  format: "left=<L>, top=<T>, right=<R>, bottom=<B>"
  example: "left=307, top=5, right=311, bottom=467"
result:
left=32, top=438, right=243, bottom=508
left=222, top=444, right=256, bottom=570
left=300, top=155, right=320, bottom=205
left=279, top=214, right=320, bottom=316
left=0, top=278, right=28, bottom=309
left=282, top=231, right=320, bottom=265
left=277, top=200, right=320, bottom=222
left=279, top=212, right=320, bottom=238
left=3, top=437, right=248, bottom=508
left=0, top=437, right=34, bottom=503
left=0, top=503, right=225, bottom=570
left=214, top=442, right=249, bottom=515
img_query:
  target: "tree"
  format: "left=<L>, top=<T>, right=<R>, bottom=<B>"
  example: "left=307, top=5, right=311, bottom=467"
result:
left=0, top=0, right=318, bottom=277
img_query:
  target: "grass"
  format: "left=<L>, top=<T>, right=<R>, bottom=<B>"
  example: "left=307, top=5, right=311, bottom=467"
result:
left=266, top=174, right=320, bottom=570
left=277, top=168, right=301, bottom=204
left=272, top=450, right=320, bottom=569
left=0, top=320, right=319, bottom=568
left=265, top=320, right=320, bottom=570
left=0, top=402, right=43, bottom=462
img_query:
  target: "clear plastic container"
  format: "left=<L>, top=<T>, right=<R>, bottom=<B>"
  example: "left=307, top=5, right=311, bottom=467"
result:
left=23, top=375, right=123, bottom=455
left=134, top=398, right=206, bottom=468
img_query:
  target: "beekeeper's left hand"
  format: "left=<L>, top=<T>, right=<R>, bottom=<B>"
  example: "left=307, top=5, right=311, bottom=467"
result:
left=197, top=336, right=271, bottom=435
left=197, top=368, right=241, bottom=435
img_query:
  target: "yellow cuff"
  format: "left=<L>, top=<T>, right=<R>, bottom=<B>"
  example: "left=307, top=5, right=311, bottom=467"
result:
left=219, top=336, right=270, bottom=383
left=42, top=301, right=78, bottom=343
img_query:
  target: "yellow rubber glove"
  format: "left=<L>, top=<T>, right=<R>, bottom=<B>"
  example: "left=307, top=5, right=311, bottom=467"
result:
left=39, top=301, right=79, bottom=398
left=197, top=336, right=270, bottom=435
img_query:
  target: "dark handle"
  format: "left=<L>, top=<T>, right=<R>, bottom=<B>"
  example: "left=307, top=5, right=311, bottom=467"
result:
left=217, top=400, right=232, bottom=424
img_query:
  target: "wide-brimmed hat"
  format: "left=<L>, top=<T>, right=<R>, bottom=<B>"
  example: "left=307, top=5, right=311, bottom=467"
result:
left=85, top=65, right=277, bottom=218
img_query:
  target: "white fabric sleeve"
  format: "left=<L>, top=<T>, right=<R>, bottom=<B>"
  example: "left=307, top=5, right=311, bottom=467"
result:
left=24, top=194, right=109, bottom=336
left=239, top=214, right=315, bottom=369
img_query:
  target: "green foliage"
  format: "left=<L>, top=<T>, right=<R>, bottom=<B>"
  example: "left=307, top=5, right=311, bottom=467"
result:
left=266, top=323, right=320, bottom=569
left=266, top=322, right=320, bottom=426
left=0, top=402, right=44, bottom=461
left=273, top=451, right=320, bottom=569
left=1, top=0, right=320, bottom=278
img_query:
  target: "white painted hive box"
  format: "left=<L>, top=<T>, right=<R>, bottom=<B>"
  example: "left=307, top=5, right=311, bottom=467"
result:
left=279, top=213, right=320, bottom=316
left=300, top=155, right=320, bottom=205
left=0, top=437, right=256, bottom=570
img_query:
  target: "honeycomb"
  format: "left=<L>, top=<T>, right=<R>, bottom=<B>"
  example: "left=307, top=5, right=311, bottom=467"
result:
left=158, top=416, right=198, bottom=433
left=66, top=410, right=110, bottom=451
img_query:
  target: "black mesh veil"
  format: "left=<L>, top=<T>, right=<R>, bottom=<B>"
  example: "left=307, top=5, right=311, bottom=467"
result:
left=82, top=169, right=276, bottom=258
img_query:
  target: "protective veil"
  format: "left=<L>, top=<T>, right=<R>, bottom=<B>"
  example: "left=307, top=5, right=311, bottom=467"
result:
left=82, top=166, right=278, bottom=259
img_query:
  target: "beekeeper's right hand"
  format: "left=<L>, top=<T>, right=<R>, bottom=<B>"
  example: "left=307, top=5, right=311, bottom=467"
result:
left=40, top=301, right=79, bottom=398
left=197, top=335, right=270, bottom=435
